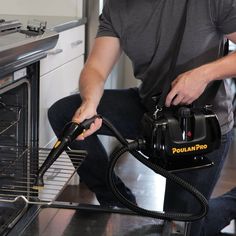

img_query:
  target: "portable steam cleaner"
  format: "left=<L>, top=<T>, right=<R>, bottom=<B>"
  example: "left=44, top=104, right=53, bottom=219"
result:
left=32, top=104, right=221, bottom=222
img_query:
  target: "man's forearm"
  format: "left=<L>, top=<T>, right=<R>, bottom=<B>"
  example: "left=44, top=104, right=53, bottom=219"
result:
left=165, top=50, right=236, bottom=106
left=203, top=51, right=236, bottom=82
left=79, top=66, right=106, bottom=109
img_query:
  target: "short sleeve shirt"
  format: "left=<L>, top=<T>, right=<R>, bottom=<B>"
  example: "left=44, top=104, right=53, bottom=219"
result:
left=97, top=0, right=236, bottom=134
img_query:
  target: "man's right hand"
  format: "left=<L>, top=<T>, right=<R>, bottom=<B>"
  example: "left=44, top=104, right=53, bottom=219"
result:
left=72, top=102, right=102, bottom=140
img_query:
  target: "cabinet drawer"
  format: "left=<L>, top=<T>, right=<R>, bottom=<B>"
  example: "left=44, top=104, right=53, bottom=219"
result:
left=39, top=55, right=84, bottom=148
left=40, top=25, right=85, bottom=76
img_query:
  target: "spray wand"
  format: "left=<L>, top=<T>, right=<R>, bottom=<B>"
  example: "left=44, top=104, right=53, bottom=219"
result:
left=32, top=116, right=100, bottom=190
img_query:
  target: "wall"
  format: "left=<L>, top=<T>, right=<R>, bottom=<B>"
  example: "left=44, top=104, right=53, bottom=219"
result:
left=0, top=0, right=83, bottom=17
left=123, top=55, right=139, bottom=88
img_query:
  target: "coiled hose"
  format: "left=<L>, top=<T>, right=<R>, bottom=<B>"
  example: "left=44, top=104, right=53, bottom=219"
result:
left=102, top=117, right=209, bottom=222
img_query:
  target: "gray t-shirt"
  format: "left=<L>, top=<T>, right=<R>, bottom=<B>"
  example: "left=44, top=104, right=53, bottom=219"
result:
left=97, top=0, right=236, bottom=134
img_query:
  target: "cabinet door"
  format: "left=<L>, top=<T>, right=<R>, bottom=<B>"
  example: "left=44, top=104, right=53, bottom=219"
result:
left=39, top=55, right=84, bottom=148
left=40, top=25, right=85, bottom=76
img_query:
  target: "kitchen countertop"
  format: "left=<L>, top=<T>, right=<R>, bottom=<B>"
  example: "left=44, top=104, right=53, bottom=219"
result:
left=1, top=14, right=87, bottom=32
left=0, top=29, right=59, bottom=77
left=0, top=14, right=86, bottom=77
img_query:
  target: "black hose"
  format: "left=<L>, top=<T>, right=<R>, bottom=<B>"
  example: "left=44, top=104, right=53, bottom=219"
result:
left=101, top=117, right=208, bottom=222
left=34, top=115, right=209, bottom=221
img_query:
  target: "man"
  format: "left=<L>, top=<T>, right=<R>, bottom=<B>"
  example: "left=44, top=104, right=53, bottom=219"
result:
left=48, top=0, right=236, bottom=235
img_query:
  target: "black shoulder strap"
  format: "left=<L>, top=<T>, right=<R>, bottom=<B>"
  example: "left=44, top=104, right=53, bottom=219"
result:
left=157, top=0, right=190, bottom=108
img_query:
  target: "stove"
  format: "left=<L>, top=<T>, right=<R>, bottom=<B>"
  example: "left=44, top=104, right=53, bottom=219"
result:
left=0, top=18, right=58, bottom=78
left=0, top=17, right=58, bottom=235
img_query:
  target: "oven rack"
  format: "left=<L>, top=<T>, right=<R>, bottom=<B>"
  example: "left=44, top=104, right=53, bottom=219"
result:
left=0, top=102, right=22, bottom=136
left=0, top=146, right=87, bottom=205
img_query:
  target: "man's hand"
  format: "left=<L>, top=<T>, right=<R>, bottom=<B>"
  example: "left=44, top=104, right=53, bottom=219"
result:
left=165, top=66, right=210, bottom=107
left=72, top=102, right=102, bottom=140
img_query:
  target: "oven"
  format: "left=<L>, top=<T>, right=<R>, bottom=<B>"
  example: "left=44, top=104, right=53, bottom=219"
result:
left=0, top=19, right=59, bottom=235
left=0, top=56, right=51, bottom=233
left=0, top=62, right=39, bottom=235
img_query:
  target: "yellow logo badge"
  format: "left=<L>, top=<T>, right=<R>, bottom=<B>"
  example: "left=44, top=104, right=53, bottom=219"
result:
left=172, top=144, right=208, bottom=154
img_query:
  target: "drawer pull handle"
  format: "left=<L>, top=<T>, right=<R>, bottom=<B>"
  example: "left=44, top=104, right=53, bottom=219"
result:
left=71, top=40, right=83, bottom=47
left=47, top=48, right=63, bottom=56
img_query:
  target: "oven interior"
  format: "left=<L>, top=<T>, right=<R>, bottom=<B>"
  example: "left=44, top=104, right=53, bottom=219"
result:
left=0, top=81, right=29, bottom=234
left=0, top=82, right=28, bottom=147
left=0, top=78, right=86, bottom=235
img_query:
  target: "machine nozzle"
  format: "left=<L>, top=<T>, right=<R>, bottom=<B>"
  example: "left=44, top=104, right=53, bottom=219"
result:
left=32, top=176, right=44, bottom=190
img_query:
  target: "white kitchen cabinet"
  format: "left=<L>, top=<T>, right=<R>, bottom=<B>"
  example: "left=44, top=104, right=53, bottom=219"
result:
left=39, top=56, right=83, bottom=148
left=39, top=25, right=85, bottom=148
left=40, top=25, right=85, bottom=76
left=0, top=0, right=83, bottom=17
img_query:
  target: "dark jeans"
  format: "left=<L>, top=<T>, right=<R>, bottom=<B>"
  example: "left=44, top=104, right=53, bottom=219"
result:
left=164, top=130, right=233, bottom=236
left=48, top=88, right=233, bottom=235
left=204, top=187, right=236, bottom=236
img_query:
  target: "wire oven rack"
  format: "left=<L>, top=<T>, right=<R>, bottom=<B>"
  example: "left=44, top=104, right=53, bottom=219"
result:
left=0, top=101, right=21, bottom=137
left=0, top=145, right=87, bottom=205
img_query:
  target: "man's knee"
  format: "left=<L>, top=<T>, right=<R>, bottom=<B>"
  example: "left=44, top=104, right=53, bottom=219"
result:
left=48, top=100, right=61, bottom=127
left=48, top=94, right=82, bottom=126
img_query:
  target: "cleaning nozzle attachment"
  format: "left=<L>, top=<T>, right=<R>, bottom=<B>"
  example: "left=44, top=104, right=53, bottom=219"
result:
left=32, top=176, right=44, bottom=190
left=32, top=115, right=101, bottom=190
